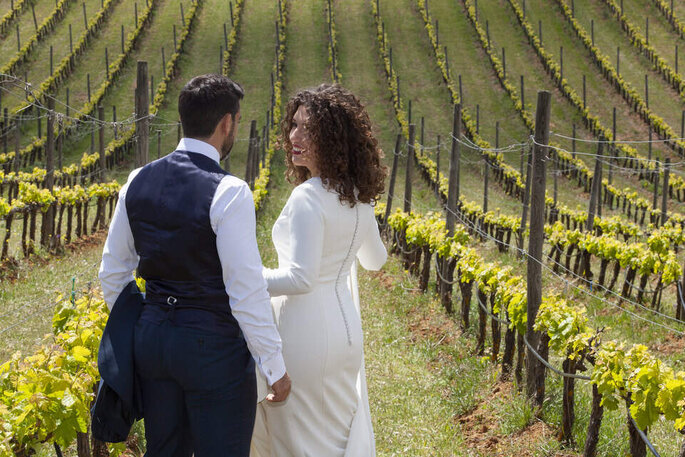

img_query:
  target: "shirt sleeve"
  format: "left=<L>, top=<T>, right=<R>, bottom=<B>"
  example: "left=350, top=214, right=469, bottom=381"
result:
left=262, top=185, right=324, bottom=296
left=211, top=177, right=286, bottom=386
left=357, top=205, right=387, bottom=271
left=98, top=169, right=141, bottom=310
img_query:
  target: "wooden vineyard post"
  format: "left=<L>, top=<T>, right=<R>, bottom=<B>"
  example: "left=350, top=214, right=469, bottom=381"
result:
left=404, top=124, right=415, bottom=213
left=98, top=106, right=106, bottom=182
left=526, top=91, right=551, bottom=409
left=135, top=61, right=149, bottom=167
left=458, top=75, right=463, bottom=105
left=661, top=158, right=670, bottom=226
left=581, top=140, right=603, bottom=281
left=245, top=120, right=257, bottom=189
left=113, top=106, right=118, bottom=141
left=482, top=157, right=488, bottom=214
left=552, top=148, right=558, bottom=218
left=14, top=119, right=21, bottom=172
left=383, top=134, right=401, bottom=228
left=652, top=163, right=659, bottom=216
left=2, top=108, right=7, bottom=158
left=572, top=123, right=576, bottom=160
left=435, top=135, right=440, bottom=198
left=442, top=105, right=461, bottom=317
left=517, top=147, right=532, bottom=258
left=446, top=105, right=460, bottom=236
left=43, top=98, right=55, bottom=250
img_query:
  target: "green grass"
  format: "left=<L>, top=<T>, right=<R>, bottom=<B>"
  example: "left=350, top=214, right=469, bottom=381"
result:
left=334, top=0, right=438, bottom=213
left=434, top=0, right=600, bottom=213
left=376, top=0, right=523, bottom=219
left=425, top=0, right=531, bottom=169
left=0, top=229, right=106, bottom=361
left=282, top=0, right=329, bottom=98
left=0, top=0, right=59, bottom=69
left=15, top=0, right=103, bottom=90
left=0, top=0, right=14, bottom=16
left=620, top=0, right=685, bottom=72
left=673, top=0, right=685, bottom=22
left=519, top=0, right=685, bottom=212
left=572, top=0, right=685, bottom=131
left=225, top=0, right=278, bottom=177
left=47, top=0, right=142, bottom=120
left=3, top=1, right=685, bottom=455
left=38, top=0, right=193, bottom=166
left=145, top=0, right=236, bottom=165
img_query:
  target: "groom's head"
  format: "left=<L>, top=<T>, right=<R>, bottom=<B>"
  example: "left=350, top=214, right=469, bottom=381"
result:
left=179, top=74, right=244, bottom=160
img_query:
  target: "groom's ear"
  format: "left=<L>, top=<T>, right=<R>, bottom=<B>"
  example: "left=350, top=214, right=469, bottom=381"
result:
left=215, top=112, right=233, bottom=136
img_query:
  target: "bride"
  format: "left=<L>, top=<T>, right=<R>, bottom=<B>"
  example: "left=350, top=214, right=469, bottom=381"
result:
left=251, top=84, right=388, bottom=456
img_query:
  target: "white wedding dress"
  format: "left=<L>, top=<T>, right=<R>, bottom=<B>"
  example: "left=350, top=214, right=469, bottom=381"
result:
left=250, top=177, right=387, bottom=457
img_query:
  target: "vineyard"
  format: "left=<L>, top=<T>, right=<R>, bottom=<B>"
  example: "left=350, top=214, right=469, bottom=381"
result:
left=3, top=0, right=685, bottom=454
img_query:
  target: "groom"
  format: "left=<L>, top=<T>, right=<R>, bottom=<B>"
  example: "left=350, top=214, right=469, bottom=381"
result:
left=99, top=74, right=290, bottom=456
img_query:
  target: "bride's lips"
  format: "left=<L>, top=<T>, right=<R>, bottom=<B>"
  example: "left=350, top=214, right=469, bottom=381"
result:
left=292, top=143, right=304, bottom=155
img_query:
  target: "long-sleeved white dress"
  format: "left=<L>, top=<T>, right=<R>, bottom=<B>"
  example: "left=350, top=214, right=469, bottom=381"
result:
left=250, top=177, right=387, bottom=457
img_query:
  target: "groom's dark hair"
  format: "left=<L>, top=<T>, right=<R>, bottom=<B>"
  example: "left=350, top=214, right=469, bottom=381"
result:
left=178, top=74, right=244, bottom=138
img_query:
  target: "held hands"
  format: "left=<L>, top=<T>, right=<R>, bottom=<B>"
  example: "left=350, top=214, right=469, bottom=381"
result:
left=267, top=372, right=291, bottom=402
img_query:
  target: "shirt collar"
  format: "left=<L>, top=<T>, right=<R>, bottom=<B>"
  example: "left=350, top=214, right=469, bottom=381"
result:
left=176, top=138, right=220, bottom=164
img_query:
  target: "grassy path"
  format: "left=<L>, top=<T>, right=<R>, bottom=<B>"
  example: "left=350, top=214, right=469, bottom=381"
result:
left=379, top=0, right=521, bottom=218
left=517, top=0, right=685, bottom=212
left=0, top=230, right=106, bottom=361
left=226, top=0, right=278, bottom=177
left=426, top=0, right=531, bottom=166
left=573, top=0, right=685, bottom=132
left=469, top=0, right=651, bottom=214
left=621, top=0, right=685, bottom=72
left=5, top=0, right=137, bottom=121
left=16, top=0, right=103, bottom=88
left=0, top=0, right=59, bottom=69
left=282, top=0, right=329, bottom=97
left=146, top=0, right=236, bottom=166
left=334, top=0, right=438, bottom=213
left=47, top=0, right=139, bottom=127
left=41, top=0, right=193, bottom=166
left=432, top=0, right=596, bottom=213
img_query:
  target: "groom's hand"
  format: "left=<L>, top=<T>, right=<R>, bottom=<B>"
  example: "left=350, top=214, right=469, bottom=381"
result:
left=267, top=372, right=291, bottom=403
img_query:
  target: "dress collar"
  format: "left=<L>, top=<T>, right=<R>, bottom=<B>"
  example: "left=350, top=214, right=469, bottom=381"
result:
left=176, top=138, right=220, bottom=164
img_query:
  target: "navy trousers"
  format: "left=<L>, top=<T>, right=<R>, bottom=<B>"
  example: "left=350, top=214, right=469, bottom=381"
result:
left=133, top=318, right=257, bottom=457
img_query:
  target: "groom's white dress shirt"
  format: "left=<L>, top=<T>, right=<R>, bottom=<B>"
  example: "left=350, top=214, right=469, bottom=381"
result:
left=98, top=138, right=286, bottom=386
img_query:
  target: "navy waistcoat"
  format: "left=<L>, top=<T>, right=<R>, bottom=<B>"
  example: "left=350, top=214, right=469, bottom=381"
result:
left=126, top=150, right=240, bottom=335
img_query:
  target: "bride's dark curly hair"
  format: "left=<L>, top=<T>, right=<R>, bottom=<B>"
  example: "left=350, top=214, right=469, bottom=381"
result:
left=280, top=84, right=387, bottom=207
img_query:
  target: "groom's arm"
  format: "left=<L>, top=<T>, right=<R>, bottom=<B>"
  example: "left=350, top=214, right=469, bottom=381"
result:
left=212, top=176, right=287, bottom=388
left=99, top=168, right=142, bottom=309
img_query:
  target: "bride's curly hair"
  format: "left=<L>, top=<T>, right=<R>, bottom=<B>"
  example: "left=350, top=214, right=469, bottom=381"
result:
left=280, top=84, right=387, bottom=207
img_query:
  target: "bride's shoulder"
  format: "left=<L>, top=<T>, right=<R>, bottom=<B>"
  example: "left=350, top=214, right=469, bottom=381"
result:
left=287, top=178, right=325, bottom=210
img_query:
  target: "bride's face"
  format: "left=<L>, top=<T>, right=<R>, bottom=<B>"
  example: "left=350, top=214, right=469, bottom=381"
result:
left=289, top=105, right=319, bottom=177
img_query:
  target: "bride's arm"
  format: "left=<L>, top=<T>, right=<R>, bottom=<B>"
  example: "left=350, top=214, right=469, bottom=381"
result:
left=263, top=186, right=324, bottom=295
left=357, top=206, right=387, bottom=271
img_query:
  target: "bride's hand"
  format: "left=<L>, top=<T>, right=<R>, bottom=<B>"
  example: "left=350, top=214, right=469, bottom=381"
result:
left=267, top=372, right=291, bottom=402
